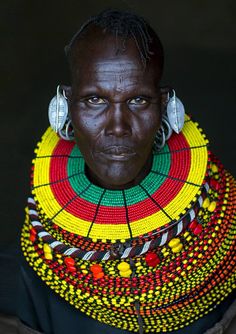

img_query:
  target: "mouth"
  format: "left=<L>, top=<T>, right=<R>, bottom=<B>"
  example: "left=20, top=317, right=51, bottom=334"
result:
left=98, top=146, right=136, bottom=161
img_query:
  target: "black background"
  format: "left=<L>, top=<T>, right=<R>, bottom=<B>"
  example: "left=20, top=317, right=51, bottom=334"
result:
left=0, top=0, right=236, bottom=314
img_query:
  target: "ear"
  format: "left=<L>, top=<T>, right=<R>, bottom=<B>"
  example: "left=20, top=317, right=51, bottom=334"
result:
left=160, top=86, right=172, bottom=115
left=160, top=86, right=172, bottom=114
left=61, top=85, right=72, bottom=100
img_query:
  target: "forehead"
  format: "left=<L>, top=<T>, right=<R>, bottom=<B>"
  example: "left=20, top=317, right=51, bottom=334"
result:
left=70, top=27, right=161, bottom=85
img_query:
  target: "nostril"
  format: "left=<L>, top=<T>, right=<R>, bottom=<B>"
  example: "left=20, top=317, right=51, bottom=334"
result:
left=105, top=121, right=131, bottom=137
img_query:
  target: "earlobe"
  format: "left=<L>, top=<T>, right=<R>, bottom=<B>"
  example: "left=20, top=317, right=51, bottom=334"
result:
left=160, top=86, right=171, bottom=114
left=61, top=85, right=72, bottom=100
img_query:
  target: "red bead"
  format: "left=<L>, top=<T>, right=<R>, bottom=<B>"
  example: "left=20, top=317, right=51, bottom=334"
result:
left=29, top=234, right=36, bottom=242
left=67, top=265, right=76, bottom=272
left=148, top=258, right=160, bottom=267
left=189, top=220, right=198, bottom=230
left=210, top=179, right=220, bottom=191
left=193, top=224, right=203, bottom=235
left=145, top=252, right=158, bottom=262
left=31, top=227, right=37, bottom=236
left=64, top=257, right=75, bottom=267
left=93, top=272, right=104, bottom=280
left=90, top=264, right=103, bottom=274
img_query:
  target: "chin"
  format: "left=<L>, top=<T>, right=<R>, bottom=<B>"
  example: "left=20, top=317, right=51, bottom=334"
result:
left=98, top=165, right=142, bottom=189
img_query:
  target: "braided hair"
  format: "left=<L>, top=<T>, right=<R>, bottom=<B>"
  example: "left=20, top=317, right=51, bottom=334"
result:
left=65, top=9, right=164, bottom=71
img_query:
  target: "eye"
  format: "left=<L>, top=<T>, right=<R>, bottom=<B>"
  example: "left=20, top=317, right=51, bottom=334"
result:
left=87, top=96, right=106, bottom=104
left=129, top=97, right=148, bottom=105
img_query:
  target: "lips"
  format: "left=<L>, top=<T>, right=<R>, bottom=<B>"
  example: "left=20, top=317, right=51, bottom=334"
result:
left=103, top=146, right=135, bottom=155
left=98, top=146, right=136, bottom=161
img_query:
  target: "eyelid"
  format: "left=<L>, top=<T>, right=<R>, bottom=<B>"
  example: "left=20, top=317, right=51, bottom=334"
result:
left=128, top=96, right=149, bottom=105
left=86, top=96, right=107, bottom=104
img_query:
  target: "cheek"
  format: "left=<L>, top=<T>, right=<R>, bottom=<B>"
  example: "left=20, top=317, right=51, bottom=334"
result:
left=70, top=106, right=104, bottom=142
left=136, top=110, right=161, bottom=142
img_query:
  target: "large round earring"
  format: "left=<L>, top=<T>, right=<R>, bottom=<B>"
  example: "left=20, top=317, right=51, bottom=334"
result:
left=153, top=115, right=173, bottom=151
left=48, top=85, right=74, bottom=141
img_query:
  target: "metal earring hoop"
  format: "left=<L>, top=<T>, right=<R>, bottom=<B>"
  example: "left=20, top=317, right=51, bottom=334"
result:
left=153, top=115, right=173, bottom=152
left=58, top=119, right=75, bottom=141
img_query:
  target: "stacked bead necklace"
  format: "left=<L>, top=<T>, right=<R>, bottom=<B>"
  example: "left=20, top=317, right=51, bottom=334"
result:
left=21, top=115, right=236, bottom=333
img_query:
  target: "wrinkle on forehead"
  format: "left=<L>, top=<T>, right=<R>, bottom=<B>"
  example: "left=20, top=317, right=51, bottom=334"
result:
left=74, top=57, right=148, bottom=93
left=71, top=31, right=161, bottom=92
left=93, top=60, right=144, bottom=73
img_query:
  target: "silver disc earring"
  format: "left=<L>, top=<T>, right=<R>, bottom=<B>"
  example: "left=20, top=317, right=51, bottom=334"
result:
left=48, top=85, right=68, bottom=132
left=48, top=85, right=74, bottom=140
left=166, top=89, right=185, bottom=134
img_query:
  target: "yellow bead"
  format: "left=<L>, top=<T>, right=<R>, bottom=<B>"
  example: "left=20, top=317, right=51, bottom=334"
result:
left=117, top=262, right=130, bottom=271
left=211, top=164, right=218, bottom=173
left=168, top=238, right=180, bottom=248
left=184, top=231, right=189, bottom=238
left=120, top=269, right=132, bottom=278
left=44, top=252, right=53, bottom=260
left=43, top=243, right=51, bottom=254
left=163, top=251, right=170, bottom=257
left=172, top=243, right=183, bottom=253
left=208, top=201, right=216, bottom=212
left=202, top=197, right=210, bottom=209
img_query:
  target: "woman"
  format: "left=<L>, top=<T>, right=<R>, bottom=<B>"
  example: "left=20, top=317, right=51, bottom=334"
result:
left=18, top=9, right=236, bottom=334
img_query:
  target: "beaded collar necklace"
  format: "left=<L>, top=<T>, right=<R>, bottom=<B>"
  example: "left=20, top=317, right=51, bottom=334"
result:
left=21, top=115, right=236, bottom=333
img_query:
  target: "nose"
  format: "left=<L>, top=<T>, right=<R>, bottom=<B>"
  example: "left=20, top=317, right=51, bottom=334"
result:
left=104, top=102, right=132, bottom=137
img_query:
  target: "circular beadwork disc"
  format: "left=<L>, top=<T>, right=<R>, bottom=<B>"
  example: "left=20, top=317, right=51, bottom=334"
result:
left=33, top=115, right=208, bottom=240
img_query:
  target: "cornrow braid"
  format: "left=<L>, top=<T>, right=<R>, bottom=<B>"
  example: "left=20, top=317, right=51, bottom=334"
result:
left=65, top=9, right=164, bottom=69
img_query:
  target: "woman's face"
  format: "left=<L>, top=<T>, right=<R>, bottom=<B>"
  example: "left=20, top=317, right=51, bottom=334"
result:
left=69, top=28, right=162, bottom=189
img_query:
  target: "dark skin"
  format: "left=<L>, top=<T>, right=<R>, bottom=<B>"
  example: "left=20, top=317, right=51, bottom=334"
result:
left=66, top=26, right=165, bottom=190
